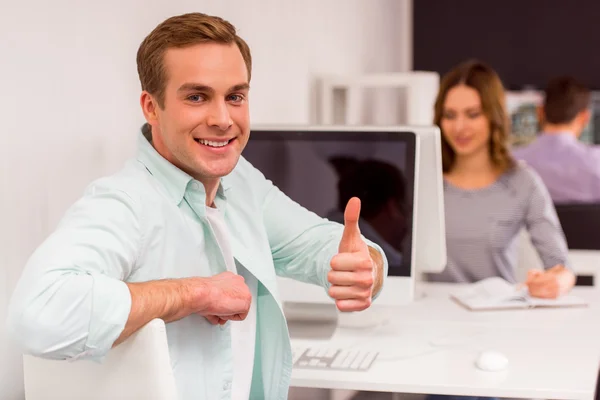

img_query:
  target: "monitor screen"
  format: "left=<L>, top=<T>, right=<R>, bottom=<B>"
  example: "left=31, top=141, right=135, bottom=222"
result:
left=243, top=129, right=416, bottom=277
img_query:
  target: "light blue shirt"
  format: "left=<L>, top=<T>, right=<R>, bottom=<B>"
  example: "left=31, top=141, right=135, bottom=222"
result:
left=7, top=132, right=388, bottom=399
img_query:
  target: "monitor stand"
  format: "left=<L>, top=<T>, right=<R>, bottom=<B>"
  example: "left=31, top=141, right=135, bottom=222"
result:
left=336, top=276, right=417, bottom=329
left=283, top=301, right=388, bottom=332
left=336, top=307, right=389, bottom=329
left=284, top=302, right=338, bottom=340
left=279, top=276, right=415, bottom=330
left=412, top=272, right=432, bottom=300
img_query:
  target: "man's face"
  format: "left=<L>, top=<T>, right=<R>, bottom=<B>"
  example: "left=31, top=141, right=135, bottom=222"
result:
left=142, top=42, right=250, bottom=185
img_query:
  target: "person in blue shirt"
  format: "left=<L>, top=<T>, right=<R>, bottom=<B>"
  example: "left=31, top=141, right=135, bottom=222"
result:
left=7, top=12, right=388, bottom=400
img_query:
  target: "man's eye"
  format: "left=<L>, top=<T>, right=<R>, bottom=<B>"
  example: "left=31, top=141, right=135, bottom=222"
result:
left=228, top=94, right=245, bottom=103
left=187, top=94, right=204, bottom=102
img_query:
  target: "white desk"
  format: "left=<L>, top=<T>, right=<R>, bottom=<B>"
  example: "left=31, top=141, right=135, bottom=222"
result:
left=289, top=283, right=600, bottom=400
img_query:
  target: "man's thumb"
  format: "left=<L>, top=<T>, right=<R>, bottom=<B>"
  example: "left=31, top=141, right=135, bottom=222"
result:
left=339, top=197, right=362, bottom=253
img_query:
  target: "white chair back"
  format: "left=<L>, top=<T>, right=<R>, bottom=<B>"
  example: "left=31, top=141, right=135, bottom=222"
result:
left=23, top=319, right=177, bottom=400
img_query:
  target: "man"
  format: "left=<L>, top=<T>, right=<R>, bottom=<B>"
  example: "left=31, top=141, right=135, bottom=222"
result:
left=513, top=76, right=600, bottom=203
left=7, top=13, right=387, bottom=400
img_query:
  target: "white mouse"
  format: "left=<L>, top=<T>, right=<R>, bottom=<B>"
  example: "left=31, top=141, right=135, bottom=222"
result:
left=475, top=350, right=509, bottom=372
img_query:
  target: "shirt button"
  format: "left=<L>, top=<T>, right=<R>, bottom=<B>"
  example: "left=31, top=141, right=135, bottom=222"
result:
left=223, top=381, right=231, bottom=390
left=192, top=182, right=201, bottom=190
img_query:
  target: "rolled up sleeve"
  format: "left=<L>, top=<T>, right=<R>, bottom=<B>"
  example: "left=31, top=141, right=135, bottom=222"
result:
left=7, top=186, right=141, bottom=361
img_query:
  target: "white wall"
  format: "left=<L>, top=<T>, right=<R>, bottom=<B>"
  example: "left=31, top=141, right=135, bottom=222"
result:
left=0, top=1, right=411, bottom=398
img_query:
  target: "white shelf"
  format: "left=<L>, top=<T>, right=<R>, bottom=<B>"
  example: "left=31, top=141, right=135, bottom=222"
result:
left=317, top=72, right=440, bottom=126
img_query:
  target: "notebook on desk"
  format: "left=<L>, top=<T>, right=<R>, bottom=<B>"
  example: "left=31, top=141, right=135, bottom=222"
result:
left=451, top=277, right=588, bottom=311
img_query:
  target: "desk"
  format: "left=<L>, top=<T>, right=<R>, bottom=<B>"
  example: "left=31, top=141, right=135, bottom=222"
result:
left=289, top=283, right=600, bottom=400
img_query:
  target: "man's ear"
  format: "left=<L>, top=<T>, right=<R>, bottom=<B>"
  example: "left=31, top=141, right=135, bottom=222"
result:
left=536, top=105, right=546, bottom=127
left=578, top=109, right=591, bottom=129
left=140, top=91, right=160, bottom=125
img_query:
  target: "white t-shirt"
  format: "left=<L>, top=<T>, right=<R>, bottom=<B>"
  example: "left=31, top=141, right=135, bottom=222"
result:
left=205, top=206, right=257, bottom=399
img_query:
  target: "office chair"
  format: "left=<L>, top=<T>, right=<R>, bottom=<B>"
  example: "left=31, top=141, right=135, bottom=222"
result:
left=596, top=368, right=600, bottom=400
left=554, top=203, right=600, bottom=250
left=22, top=319, right=177, bottom=400
left=555, top=203, right=600, bottom=286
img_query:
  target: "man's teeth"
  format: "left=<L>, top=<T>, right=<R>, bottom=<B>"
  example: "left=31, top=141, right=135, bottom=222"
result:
left=198, top=139, right=230, bottom=147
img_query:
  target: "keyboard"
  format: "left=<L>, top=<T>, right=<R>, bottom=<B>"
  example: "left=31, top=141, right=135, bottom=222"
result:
left=292, top=346, right=378, bottom=371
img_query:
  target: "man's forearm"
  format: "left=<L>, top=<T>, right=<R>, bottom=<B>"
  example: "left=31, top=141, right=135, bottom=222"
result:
left=368, top=246, right=384, bottom=296
left=113, top=279, right=195, bottom=346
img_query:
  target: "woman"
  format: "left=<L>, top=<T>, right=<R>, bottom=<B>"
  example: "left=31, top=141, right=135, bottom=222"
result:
left=427, top=60, right=575, bottom=299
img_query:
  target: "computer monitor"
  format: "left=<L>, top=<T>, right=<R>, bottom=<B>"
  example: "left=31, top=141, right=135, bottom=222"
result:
left=412, top=125, right=447, bottom=275
left=243, top=125, right=446, bottom=307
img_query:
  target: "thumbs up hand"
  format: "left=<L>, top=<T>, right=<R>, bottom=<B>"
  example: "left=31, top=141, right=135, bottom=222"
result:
left=328, top=197, right=381, bottom=312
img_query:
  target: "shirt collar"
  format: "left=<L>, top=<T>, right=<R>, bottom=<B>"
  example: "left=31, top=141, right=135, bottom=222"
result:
left=136, top=130, right=232, bottom=205
left=540, top=131, right=578, bottom=143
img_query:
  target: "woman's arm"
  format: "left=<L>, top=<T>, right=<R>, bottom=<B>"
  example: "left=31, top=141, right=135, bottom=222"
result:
left=523, top=169, right=575, bottom=298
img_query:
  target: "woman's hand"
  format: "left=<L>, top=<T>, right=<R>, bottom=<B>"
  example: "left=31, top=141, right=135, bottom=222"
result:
left=525, top=265, right=576, bottom=299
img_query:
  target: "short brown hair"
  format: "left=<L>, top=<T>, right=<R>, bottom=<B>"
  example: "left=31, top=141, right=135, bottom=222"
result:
left=136, top=12, right=252, bottom=108
left=543, top=76, right=590, bottom=124
left=434, top=60, right=515, bottom=173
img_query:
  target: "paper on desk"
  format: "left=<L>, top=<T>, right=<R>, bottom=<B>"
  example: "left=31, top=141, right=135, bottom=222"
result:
left=450, top=277, right=588, bottom=311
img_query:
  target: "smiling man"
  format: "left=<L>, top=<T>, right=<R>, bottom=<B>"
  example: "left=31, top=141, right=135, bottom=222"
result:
left=7, top=12, right=387, bottom=400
